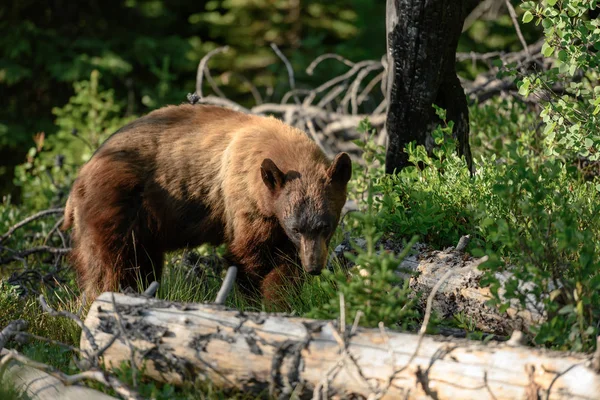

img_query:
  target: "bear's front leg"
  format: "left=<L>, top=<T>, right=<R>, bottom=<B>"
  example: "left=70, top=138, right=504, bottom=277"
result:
left=259, top=260, right=305, bottom=311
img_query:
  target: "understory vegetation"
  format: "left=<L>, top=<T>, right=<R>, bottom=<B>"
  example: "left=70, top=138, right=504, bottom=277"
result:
left=1, top=1, right=600, bottom=399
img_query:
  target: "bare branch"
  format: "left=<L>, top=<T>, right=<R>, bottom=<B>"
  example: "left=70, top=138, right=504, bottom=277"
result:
left=372, top=267, right=456, bottom=400
left=270, top=43, right=300, bottom=105
left=0, top=208, right=64, bottom=244
left=306, top=53, right=355, bottom=75
left=195, top=46, right=230, bottom=98
left=110, top=293, right=138, bottom=388
left=0, top=246, right=70, bottom=266
left=504, top=0, right=531, bottom=59
left=0, top=320, right=28, bottom=351
left=38, top=295, right=98, bottom=353
left=197, top=95, right=251, bottom=113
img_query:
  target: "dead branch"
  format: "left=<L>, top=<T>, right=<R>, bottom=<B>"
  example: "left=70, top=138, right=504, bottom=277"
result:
left=0, top=246, right=70, bottom=266
left=270, top=43, right=300, bottom=105
left=504, top=0, right=530, bottom=58
left=38, top=294, right=98, bottom=355
left=190, top=50, right=387, bottom=162
left=371, top=266, right=456, bottom=400
left=195, top=46, right=230, bottom=98
left=0, top=320, right=28, bottom=351
left=459, top=40, right=548, bottom=104
left=0, top=208, right=65, bottom=244
left=306, top=53, right=356, bottom=75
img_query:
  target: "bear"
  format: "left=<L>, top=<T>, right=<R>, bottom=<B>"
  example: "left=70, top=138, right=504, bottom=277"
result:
left=61, top=103, right=352, bottom=308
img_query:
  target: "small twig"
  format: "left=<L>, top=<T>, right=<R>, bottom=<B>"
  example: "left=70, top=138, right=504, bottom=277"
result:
left=0, top=246, right=71, bottom=266
left=307, top=53, right=355, bottom=75
left=38, top=294, right=98, bottom=353
left=0, top=208, right=65, bottom=244
left=14, top=331, right=82, bottom=355
left=504, top=0, right=530, bottom=59
left=214, top=266, right=238, bottom=305
left=270, top=43, right=300, bottom=105
left=198, top=95, right=251, bottom=113
left=43, top=216, right=67, bottom=247
left=357, top=71, right=385, bottom=106
left=303, top=61, right=378, bottom=107
left=195, top=46, right=230, bottom=98
left=0, top=320, right=28, bottom=351
left=371, top=268, right=456, bottom=400
left=203, top=66, right=228, bottom=99
left=340, top=63, right=383, bottom=115
left=281, top=89, right=310, bottom=105
left=350, top=311, right=364, bottom=336
left=111, top=293, right=138, bottom=388
left=339, top=292, right=346, bottom=336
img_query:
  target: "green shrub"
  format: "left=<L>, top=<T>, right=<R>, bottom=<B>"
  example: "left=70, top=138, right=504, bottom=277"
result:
left=306, top=119, right=421, bottom=329
left=518, top=0, right=600, bottom=165
left=13, top=70, right=135, bottom=210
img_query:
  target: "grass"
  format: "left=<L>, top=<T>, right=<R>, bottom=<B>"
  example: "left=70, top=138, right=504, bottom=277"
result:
left=0, top=248, right=352, bottom=399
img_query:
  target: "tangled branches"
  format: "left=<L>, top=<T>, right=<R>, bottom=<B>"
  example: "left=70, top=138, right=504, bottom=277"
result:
left=190, top=46, right=389, bottom=161
left=0, top=208, right=70, bottom=296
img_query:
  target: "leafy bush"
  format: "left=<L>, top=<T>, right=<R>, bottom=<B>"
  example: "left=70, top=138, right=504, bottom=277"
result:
left=307, top=120, right=421, bottom=329
left=477, top=142, right=600, bottom=351
left=13, top=70, right=135, bottom=210
left=351, top=93, right=600, bottom=351
left=518, top=0, right=600, bottom=164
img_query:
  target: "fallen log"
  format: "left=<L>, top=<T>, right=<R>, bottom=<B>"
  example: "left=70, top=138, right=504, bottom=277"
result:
left=81, top=292, right=599, bottom=400
left=334, top=236, right=545, bottom=336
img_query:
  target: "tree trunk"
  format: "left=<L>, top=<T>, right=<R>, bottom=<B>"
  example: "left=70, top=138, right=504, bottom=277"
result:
left=385, top=0, right=474, bottom=174
left=81, top=292, right=599, bottom=400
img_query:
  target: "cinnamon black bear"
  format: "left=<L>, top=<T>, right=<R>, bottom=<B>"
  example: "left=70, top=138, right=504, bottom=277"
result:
left=61, top=104, right=352, bottom=307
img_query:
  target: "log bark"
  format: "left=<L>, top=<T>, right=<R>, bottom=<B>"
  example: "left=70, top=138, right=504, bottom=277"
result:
left=0, top=349, right=117, bottom=400
left=385, top=0, right=474, bottom=174
left=81, top=292, right=599, bottom=400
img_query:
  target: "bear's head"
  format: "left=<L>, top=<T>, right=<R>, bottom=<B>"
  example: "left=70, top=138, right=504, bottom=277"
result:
left=260, top=152, right=352, bottom=275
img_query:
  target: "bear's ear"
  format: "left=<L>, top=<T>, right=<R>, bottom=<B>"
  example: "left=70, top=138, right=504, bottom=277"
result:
left=327, top=152, right=352, bottom=186
left=261, top=158, right=285, bottom=194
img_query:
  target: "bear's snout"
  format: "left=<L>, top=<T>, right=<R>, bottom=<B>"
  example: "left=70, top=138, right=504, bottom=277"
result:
left=300, top=236, right=328, bottom=275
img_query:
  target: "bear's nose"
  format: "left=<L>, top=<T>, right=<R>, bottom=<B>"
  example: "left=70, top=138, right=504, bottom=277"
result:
left=306, top=265, right=322, bottom=275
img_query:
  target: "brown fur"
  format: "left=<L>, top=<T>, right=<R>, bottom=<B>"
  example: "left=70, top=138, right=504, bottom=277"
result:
left=61, top=104, right=351, bottom=307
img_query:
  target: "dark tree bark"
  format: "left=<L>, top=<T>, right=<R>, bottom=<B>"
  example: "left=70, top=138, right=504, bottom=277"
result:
left=385, top=0, right=475, bottom=175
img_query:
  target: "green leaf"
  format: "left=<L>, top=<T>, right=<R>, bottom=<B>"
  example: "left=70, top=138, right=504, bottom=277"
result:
left=542, top=42, right=555, bottom=57
left=558, top=304, right=575, bottom=315
left=547, top=0, right=557, bottom=6
left=518, top=79, right=531, bottom=96
left=522, top=11, right=534, bottom=23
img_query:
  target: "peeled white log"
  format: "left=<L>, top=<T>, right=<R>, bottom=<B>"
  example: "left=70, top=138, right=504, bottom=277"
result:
left=80, top=292, right=599, bottom=400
